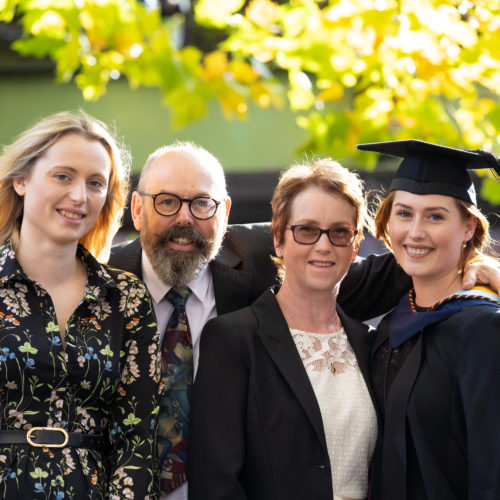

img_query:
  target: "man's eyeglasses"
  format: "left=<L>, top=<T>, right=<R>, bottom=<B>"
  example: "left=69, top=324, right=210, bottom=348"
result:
left=288, top=224, right=358, bottom=246
left=139, top=192, right=220, bottom=220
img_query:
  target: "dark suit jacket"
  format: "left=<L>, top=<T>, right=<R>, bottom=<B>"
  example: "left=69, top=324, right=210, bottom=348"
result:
left=108, top=222, right=411, bottom=320
left=188, top=288, right=377, bottom=500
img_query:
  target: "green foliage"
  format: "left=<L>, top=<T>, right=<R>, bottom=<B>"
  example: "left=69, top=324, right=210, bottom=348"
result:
left=2, top=0, right=500, bottom=203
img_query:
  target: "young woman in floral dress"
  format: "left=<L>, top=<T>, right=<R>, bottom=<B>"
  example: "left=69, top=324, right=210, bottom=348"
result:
left=0, top=111, right=161, bottom=499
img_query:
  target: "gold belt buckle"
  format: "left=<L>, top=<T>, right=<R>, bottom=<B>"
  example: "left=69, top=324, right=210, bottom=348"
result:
left=26, top=427, right=69, bottom=448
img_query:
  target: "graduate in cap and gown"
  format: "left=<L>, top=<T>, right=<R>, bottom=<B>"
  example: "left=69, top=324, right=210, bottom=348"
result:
left=357, top=140, right=500, bottom=500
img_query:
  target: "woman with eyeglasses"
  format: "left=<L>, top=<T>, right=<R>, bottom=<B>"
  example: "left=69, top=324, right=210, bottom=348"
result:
left=0, top=112, right=161, bottom=499
left=189, top=160, right=377, bottom=500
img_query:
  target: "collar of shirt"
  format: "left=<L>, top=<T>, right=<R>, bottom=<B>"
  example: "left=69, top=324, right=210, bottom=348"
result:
left=0, top=240, right=117, bottom=300
left=141, top=250, right=217, bottom=372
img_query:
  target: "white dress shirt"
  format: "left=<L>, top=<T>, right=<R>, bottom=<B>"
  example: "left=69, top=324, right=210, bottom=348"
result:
left=141, top=252, right=217, bottom=500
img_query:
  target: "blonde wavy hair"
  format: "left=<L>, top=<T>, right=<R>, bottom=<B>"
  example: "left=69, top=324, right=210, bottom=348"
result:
left=0, top=111, right=130, bottom=262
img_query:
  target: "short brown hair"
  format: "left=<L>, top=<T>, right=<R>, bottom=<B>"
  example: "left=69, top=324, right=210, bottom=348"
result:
left=270, top=158, right=370, bottom=279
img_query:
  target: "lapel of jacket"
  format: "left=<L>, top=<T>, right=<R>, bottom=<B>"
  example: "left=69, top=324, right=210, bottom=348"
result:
left=381, top=330, right=423, bottom=500
left=253, top=289, right=328, bottom=451
left=108, top=238, right=143, bottom=279
left=210, top=246, right=253, bottom=315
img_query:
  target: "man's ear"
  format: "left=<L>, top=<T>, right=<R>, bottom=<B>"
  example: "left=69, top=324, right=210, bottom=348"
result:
left=131, top=191, right=143, bottom=231
left=223, top=197, right=232, bottom=219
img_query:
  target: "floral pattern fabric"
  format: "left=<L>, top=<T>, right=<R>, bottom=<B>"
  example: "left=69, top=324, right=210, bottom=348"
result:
left=0, top=241, right=161, bottom=499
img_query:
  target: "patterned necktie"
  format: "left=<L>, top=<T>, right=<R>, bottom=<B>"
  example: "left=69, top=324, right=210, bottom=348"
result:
left=158, top=286, right=192, bottom=494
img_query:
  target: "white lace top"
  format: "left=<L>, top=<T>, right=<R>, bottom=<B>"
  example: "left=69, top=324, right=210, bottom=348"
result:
left=291, top=327, right=377, bottom=500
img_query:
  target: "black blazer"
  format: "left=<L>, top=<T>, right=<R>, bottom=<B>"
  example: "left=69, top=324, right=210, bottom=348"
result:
left=108, top=223, right=411, bottom=320
left=188, top=288, right=377, bottom=500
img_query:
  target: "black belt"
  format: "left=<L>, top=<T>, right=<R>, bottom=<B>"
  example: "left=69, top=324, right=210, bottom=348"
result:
left=0, top=428, right=108, bottom=451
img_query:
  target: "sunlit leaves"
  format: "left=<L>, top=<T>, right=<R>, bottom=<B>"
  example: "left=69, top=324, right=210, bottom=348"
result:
left=195, top=0, right=245, bottom=28
left=214, top=0, right=500, bottom=202
left=481, top=177, right=500, bottom=205
left=0, top=0, right=18, bottom=22
left=246, top=0, right=280, bottom=31
left=2, top=0, right=500, bottom=202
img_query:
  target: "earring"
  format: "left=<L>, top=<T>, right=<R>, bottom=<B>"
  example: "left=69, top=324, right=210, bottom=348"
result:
left=462, top=241, right=467, bottom=249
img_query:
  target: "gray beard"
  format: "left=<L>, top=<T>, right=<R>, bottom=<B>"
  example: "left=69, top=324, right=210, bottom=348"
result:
left=142, top=225, right=221, bottom=288
left=149, top=244, right=208, bottom=287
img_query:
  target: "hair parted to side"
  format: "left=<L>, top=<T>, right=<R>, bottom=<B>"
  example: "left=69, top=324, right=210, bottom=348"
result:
left=0, top=110, right=130, bottom=262
left=137, top=140, right=228, bottom=199
left=373, top=191, right=495, bottom=273
left=270, top=158, right=371, bottom=281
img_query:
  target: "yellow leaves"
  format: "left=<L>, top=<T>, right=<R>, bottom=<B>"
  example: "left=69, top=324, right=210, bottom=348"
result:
left=0, top=0, right=19, bottom=22
left=219, top=88, right=248, bottom=120
left=324, top=0, right=361, bottom=22
left=202, top=52, right=259, bottom=88
left=250, top=80, right=284, bottom=109
left=396, top=114, right=418, bottom=129
left=24, top=0, right=73, bottom=8
left=202, top=50, right=229, bottom=80
left=79, top=9, right=94, bottom=29
left=246, top=0, right=279, bottom=31
left=230, top=60, right=259, bottom=83
left=408, top=79, right=430, bottom=102
left=4, top=0, right=500, bottom=205
left=288, top=71, right=314, bottom=111
left=195, top=0, right=245, bottom=28
left=317, top=81, right=344, bottom=102
left=31, top=10, right=66, bottom=37
left=361, top=88, right=394, bottom=122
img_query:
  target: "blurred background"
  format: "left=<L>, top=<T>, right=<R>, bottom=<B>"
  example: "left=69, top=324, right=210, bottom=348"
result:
left=1, top=0, right=500, bottom=256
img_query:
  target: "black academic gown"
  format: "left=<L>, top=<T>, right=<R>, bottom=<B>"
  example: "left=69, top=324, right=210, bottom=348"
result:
left=371, top=304, right=500, bottom=500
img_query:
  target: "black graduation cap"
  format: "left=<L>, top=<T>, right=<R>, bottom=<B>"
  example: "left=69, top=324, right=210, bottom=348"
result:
left=357, top=139, right=500, bottom=205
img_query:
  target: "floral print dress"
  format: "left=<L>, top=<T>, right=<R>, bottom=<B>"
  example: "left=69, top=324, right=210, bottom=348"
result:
left=0, top=241, right=161, bottom=499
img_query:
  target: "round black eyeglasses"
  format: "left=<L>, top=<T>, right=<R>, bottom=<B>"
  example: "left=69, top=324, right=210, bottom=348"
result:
left=288, top=224, right=358, bottom=246
left=140, top=192, right=220, bottom=220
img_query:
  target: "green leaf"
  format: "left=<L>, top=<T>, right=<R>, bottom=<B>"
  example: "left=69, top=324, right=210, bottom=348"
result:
left=0, top=0, right=19, bottom=22
left=100, top=345, right=113, bottom=357
left=123, top=413, right=141, bottom=426
left=46, top=321, right=59, bottom=333
left=19, top=342, right=38, bottom=355
left=480, top=177, right=500, bottom=206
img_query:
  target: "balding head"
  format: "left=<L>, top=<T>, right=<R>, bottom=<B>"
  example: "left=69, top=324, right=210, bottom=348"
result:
left=131, top=142, right=231, bottom=287
left=138, top=141, right=227, bottom=199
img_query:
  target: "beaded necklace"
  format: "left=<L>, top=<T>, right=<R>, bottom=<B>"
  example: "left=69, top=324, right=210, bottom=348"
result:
left=408, top=287, right=500, bottom=314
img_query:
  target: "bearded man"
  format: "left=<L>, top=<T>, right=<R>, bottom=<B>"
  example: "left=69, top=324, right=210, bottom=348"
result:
left=108, top=142, right=277, bottom=500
